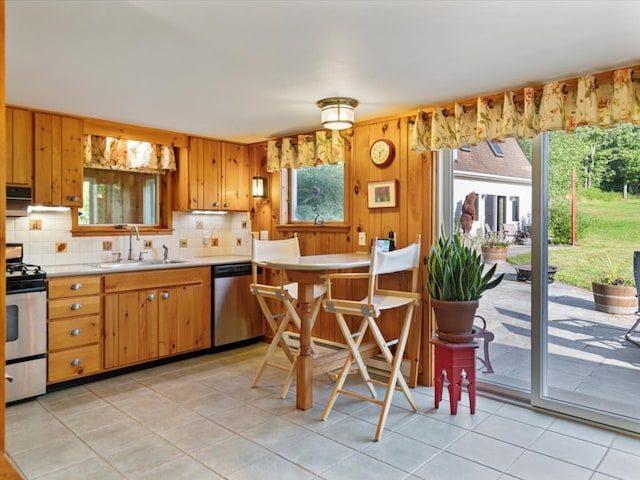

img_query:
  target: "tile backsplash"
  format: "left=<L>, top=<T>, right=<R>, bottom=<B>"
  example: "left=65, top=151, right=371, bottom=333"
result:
left=5, top=211, right=252, bottom=266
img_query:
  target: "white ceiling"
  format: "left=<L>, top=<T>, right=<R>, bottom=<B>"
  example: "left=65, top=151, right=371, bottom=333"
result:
left=6, top=1, right=640, bottom=144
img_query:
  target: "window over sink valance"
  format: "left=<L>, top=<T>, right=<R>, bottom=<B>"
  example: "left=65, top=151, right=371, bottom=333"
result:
left=410, top=65, right=640, bottom=152
left=82, top=135, right=177, bottom=174
left=266, top=130, right=349, bottom=172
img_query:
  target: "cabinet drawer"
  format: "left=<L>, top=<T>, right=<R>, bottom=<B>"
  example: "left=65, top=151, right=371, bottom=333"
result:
left=49, top=295, right=101, bottom=319
left=48, top=276, right=101, bottom=298
left=48, top=315, right=100, bottom=350
left=48, top=344, right=100, bottom=383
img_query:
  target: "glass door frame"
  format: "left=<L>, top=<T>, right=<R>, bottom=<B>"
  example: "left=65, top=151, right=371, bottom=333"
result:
left=530, top=133, right=639, bottom=434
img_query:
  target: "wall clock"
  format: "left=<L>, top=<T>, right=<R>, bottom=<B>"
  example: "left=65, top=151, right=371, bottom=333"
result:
left=369, top=138, right=395, bottom=167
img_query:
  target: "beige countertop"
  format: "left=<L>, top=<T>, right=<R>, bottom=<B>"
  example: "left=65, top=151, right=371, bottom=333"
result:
left=44, top=255, right=251, bottom=278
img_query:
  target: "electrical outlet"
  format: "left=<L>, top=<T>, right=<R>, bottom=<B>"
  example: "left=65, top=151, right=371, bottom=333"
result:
left=358, top=232, right=367, bottom=246
left=143, top=240, right=153, bottom=249
left=179, top=239, right=188, bottom=248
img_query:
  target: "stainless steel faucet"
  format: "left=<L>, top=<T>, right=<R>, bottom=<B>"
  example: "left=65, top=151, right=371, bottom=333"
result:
left=128, top=225, right=140, bottom=260
left=162, top=245, right=169, bottom=263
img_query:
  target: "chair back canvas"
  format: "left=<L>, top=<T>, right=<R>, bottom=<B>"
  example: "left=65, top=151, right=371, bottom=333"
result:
left=252, top=237, right=300, bottom=264
left=370, top=240, right=421, bottom=276
left=368, top=235, right=421, bottom=301
left=252, top=237, right=301, bottom=283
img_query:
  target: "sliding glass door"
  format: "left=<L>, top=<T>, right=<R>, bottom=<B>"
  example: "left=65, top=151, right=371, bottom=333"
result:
left=530, top=133, right=639, bottom=434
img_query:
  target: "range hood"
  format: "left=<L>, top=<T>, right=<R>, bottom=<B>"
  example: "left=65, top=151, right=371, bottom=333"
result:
left=6, top=186, right=32, bottom=217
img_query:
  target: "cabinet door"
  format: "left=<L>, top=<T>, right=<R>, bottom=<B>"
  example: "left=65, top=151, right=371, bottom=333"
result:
left=176, top=283, right=209, bottom=352
left=221, top=142, right=249, bottom=211
left=34, top=112, right=83, bottom=207
left=188, top=137, right=221, bottom=210
left=5, top=107, right=34, bottom=186
left=60, top=116, right=83, bottom=206
left=158, top=284, right=210, bottom=354
left=104, top=290, right=158, bottom=369
left=158, top=287, right=178, bottom=356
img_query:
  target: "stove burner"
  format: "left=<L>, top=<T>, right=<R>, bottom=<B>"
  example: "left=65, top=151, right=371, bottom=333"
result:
left=6, top=263, right=47, bottom=294
left=5, top=243, right=47, bottom=293
left=7, top=263, right=43, bottom=276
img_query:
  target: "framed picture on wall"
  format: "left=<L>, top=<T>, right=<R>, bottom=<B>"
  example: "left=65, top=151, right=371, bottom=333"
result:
left=367, top=179, right=398, bottom=208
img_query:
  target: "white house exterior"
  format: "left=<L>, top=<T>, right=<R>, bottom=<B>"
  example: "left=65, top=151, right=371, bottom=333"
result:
left=453, top=138, right=532, bottom=237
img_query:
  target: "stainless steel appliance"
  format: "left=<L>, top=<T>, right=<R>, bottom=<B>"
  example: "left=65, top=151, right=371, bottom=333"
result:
left=5, top=243, right=47, bottom=403
left=212, top=262, right=261, bottom=347
left=6, top=185, right=32, bottom=217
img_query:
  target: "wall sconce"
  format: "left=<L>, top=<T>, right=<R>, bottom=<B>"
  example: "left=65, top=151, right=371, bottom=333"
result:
left=316, top=97, right=358, bottom=130
left=252, top=176, right=268, bottom=199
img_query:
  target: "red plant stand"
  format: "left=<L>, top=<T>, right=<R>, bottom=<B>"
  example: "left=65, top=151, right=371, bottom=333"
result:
left=430, top=336, right=478, bottom=415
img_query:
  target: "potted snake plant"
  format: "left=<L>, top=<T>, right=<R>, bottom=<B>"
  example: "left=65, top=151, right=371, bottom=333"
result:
left=426, top=231, right=504, bottom=342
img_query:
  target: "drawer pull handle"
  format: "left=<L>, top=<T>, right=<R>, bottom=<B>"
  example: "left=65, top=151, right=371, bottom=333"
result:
left=161, top=292, right=170, bottom=299
left=147, top=294, right=156, bottom=301
left=70, top=328, right=81, bottom=336
left=70, top=358, right=81, bottom=366
left=70, top=303, right=81, bottom=311
left=66, top=195, right=80, bottom=202
left=70, top=283, right=82, bottom=290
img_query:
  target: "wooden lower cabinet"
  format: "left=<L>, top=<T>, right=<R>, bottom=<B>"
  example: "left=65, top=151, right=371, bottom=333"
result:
left=48, top=345, right=101, bottom=383
left=104, top=267, right=211, bottom=369
left=47, top=275, right=102, bottom=383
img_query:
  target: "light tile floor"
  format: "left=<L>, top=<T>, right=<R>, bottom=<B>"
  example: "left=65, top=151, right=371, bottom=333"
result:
left=5, top=343, right=640, bottom=480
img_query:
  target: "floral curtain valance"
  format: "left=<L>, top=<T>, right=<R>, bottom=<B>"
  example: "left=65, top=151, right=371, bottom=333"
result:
left=266, top=130, right=348, bottom=172
left=83, top=135, right=177, bottom=174
left=410, top=66, right=640, bottom=152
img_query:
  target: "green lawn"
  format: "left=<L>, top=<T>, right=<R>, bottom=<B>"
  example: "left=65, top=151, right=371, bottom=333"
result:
left=508, top=197, right=640, bottom=291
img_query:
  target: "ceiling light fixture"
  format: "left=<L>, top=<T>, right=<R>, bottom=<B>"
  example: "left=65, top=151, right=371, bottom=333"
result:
left=316, top=97, right=358, bottom=130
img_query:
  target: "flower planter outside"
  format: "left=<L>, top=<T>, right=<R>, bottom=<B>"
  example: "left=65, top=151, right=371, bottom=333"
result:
left=481, top=246, right=508, bottom=264
left=591, top=282, right=637, bottom=314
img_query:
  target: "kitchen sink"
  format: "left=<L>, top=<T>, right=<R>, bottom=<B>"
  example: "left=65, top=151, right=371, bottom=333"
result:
left=142, top=259, right=189, bottom=265
left=89, top=259, right=189, bottom=269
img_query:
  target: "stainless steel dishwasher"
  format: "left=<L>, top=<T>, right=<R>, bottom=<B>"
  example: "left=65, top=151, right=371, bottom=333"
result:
left=212, top=262, right=262, bottom=348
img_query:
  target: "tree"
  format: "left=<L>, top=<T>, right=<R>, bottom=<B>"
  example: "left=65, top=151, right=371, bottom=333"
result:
left=294, top=164, right=344, bottom=221
left=597, top=124, right=640, bottom=197
left=548, top=127, right=607, bottom=198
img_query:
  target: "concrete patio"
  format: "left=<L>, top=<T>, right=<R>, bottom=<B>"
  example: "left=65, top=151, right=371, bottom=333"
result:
left=475, top=246, right=640, bottom=421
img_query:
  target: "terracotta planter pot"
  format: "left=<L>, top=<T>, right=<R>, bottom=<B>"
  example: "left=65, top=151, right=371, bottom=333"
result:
left=431, top=298, right=479, bottom=343
left=481, top=246, right=508, bottom=264
left=592, top=282, right=637, bottom=315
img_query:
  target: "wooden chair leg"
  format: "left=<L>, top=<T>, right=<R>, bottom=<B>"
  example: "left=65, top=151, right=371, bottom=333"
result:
left=322, top=315, right=375, bottom=421
left=368, top=308, right=418, bottom=441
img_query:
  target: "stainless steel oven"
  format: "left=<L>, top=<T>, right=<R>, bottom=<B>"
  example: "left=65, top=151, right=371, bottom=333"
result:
left=5, top=243, right=47, bottom=403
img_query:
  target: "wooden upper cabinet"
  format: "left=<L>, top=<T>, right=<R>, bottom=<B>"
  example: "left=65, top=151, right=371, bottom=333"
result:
left=221, top=141, right=250, bottom=211
left=33, top=112, right=83, bottom=207
left=5, top=107, right=34, bottom=186
left=174, top=136, right=249, bottom=212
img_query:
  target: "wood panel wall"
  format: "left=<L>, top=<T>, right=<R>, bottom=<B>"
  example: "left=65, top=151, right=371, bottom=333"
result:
left=248, top=115, right=437, bottom=385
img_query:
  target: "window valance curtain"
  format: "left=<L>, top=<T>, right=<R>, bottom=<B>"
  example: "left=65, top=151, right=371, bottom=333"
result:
left=83, top=135, right=177, bottom=174
left=410, top=66, right=640, bottom=152
left=266, top=130, right=348, bottom=172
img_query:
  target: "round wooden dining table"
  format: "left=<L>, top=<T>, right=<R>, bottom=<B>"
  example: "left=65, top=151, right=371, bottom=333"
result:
left=266, top=253, right=370, bottom=410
